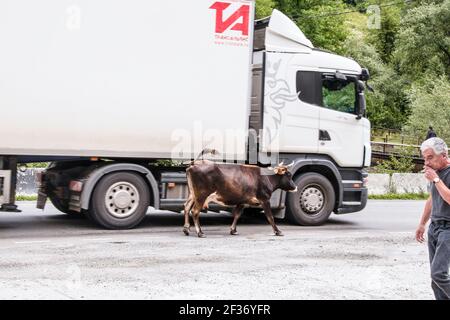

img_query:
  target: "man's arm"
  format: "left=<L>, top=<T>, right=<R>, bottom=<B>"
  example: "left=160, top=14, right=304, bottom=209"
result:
left=416, top=195, right=432, bottom=243
left=424, top=165, right=450, bottom=205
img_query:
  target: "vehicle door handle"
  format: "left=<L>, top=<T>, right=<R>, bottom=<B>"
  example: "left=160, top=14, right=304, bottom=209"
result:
left=319, top=130, right=331, bottom=141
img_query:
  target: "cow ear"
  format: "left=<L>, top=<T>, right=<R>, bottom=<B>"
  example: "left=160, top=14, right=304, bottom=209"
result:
left=273, top=168, right=280, bottom=175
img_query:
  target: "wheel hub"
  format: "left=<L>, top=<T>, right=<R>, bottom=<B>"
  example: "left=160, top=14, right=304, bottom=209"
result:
left=300, top=186, right=324, bottom=214
left=113, top=190, right=133, bottom=209
left=105, top=182, right=140, bottom=218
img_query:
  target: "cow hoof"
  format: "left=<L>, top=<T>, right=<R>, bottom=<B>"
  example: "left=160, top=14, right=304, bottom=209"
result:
left=183, top=228, right=190, bottom=236
left=198, top=233, right=206, bottom=238
left=230, top=230, right=239, bottom=236
left=275, top=231, right=284, bottom=237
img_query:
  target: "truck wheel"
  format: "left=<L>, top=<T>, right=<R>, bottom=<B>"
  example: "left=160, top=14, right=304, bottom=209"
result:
left=89, top=172, right=150, bottom=229
left=286, top=173, right=335, bottom=226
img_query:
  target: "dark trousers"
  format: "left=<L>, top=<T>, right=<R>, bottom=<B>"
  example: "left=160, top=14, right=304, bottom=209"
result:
left=428, top=221, right=450, bottom=300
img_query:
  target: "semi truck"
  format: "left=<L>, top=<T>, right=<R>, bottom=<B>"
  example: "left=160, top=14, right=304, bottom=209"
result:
left=0, top=0, right=371, bottom=229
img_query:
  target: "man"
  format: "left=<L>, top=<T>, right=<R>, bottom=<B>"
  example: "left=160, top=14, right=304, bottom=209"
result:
left=415, top=137, right=450, bottom=300
left=426, top=126, right=437, bottom=140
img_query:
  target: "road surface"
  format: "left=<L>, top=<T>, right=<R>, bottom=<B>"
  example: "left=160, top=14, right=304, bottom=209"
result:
left=0, top=200, right=433, bottom=300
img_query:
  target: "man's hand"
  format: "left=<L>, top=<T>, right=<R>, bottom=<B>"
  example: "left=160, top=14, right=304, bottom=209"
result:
left=424, top=166, right=439, bottom=182
left=415, top=224, right=426, bottom=243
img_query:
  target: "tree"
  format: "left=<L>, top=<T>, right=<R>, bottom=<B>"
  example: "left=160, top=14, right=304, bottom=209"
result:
left=403, top=77, right=450, bottom=143
left=343, top=13, right=409, bottom=129
left=368, top=4, right=403, bottom=64
left=255, top=0, right=276, bottom=19
left=267, top=0, right=350, bottom=54
left=254, top=0, right=449, bottom=134
left=394, top=0, right=450, bottom=81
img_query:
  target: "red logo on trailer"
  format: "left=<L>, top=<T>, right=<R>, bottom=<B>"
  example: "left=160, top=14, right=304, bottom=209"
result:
left=210, top=1, right=250, bottom=36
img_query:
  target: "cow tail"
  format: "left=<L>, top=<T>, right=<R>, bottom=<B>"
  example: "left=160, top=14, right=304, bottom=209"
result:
left=193, top=148, right=220, bottom=162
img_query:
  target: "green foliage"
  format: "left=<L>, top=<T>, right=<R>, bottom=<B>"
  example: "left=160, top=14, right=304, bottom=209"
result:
left=368, top=5, right=403, bottom=64
left=284, top=0, right=349, bottom=54
left=255, top=0, right=275, bottom=19
left=322, top=80, right=356, bottom=113
left=342, top=0, right=369, bottom=11
left=16, top=195, right=38, bottom=201
left=393, top=0, right=450, bottom=81
left=256, top=0, right=351, bottom=54
left=403, top=77, right=450, bottom=143
left=369, top=193, right=429, bottom=200
left=372, top=146, right=417, bottom=174
left=23, top=163, right=49, bottom=168
left=153, top=160, right=184, bottom=167
left=343, top=20, right=409, bottom=129
left=259, top=0, right=449, bottom=134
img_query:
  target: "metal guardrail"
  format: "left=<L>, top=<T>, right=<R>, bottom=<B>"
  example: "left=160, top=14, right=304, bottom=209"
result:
left=371, top=141, right=450, bottom=167
left=371, top=127, right=426, bottom=145
left=371, top=141, right=422, bottom=158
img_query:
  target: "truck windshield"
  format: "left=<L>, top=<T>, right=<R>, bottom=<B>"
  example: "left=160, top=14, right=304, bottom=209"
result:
left=322, top=77, right=356, bottom=114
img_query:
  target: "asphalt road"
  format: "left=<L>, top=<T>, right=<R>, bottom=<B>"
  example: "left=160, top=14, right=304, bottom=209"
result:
left=0, top=200, right=434, bottom=300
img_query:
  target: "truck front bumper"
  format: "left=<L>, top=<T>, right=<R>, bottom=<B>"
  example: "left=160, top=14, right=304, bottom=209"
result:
left=336, top=187, right=368, bottom=214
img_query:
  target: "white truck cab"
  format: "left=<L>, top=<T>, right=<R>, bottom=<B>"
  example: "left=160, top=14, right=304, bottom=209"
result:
left=250, top=9, right=371, bottom=224
left=254, top=10, right=371, bottom=168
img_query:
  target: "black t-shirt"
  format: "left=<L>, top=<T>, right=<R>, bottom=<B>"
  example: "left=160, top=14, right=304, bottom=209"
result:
left=431, top=165, right=450, bottom=222
left=426, top=131, right=437, bottom=140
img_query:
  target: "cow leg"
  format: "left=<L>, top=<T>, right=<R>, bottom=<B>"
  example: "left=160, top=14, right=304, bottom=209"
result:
left=183, top=196, right=194, bottom=236
left=262, top=201, right=283, bottom=236
left=183, top=171, right=194, bottom=236
left=230, top=205, right=244, bottom=235
left=192, top=200, right=206, bottom=238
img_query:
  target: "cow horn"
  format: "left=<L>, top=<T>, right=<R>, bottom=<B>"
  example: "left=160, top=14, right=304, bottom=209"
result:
left=278, top=161, right=285, bottom=167
left=287, top=161, right=295, bottom=168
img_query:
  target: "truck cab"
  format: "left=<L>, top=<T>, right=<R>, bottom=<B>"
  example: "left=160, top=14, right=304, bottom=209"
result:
left=250, top=10, right=371, bottom=225
left=252, top=10, right=371, bottom=167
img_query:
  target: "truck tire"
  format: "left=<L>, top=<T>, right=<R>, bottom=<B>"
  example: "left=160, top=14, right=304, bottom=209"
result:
left=88, top=172, right=150, bottom=229
left=286, top=173, right=335, bottom=226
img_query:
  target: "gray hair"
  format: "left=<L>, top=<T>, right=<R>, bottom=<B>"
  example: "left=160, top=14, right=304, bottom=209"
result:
left=421, top=137, right=448, bottom=156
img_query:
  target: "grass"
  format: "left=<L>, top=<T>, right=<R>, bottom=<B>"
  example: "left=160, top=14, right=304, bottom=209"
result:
left=369, top=193, right=429, bottom=200
left=24, top=163, right=49, bottom=168
left=16, top=195, right=38, bottom=201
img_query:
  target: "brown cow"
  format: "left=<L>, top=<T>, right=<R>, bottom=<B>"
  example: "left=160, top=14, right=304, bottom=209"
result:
left=183, top=151, right=297, bottom=238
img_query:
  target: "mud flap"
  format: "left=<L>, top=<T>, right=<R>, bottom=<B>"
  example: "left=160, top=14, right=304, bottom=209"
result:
left=270, top=189, right=286, bottom=219
left=36, top=189, right=47, bottom=210
left=273, top=208, right=286, bottom=219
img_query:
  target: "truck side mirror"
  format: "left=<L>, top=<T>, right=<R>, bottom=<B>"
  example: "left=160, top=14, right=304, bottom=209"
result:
left=360, top=68, right=370, bottom=81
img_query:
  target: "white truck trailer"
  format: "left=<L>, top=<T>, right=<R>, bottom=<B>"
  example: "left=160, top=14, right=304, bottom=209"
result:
left=0, top=0, right=371, bottom=229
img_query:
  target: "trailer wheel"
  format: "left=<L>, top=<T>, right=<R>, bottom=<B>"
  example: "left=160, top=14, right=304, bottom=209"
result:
left=89, top=172, right=150, bottom=229
left=286, top=173, right=335, bottom=226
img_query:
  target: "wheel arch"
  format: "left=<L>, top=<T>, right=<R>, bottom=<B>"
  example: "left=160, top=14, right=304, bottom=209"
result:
left=290, top=160, right=343, bottom=210
left=80, top=163, right=160, bottom=211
